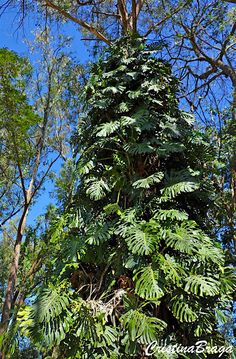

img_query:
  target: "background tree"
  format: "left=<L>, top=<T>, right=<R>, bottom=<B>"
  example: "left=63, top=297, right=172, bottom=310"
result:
left=159, top=0, right=236, bottom=255
left=0, top=31, right=81, bottom=351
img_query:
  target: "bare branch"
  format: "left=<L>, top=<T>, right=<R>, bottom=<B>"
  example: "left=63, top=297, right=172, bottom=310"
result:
left=92, top=10, right=120, bottom=18
left=0, top=206, right=24, bottom=228
left=136, top=0, right=144, bottom=17
left=117, top=0, right=129, bottom=33
left=179, top=71, right=224, bottom=99
left=219, top=22, right=236, bottom=61
left=31, top=153, right=60, bottom=199
left=144, top=1, right=189, bottom=37
left=44, top=0, right=111, bottom=45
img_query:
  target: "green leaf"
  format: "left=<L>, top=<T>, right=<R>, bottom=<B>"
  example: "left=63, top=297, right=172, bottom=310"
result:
left=154, top=209, right=188, bottom=221
left=96, top=121, right=120, bottom=137
left=85, top=178, right=111, bottom=200
left=184, top=275, right=219, bottom=297
left=160, top=170, right=200, bottom=202
left=219, top=267, right=236, bottom=293
left=127, top=89, right=141, bottom=99
left=160, top=180, right=199, bottom=201
left=124, top=142, right=155, bottom=154
left=19, top=288, right=71, bottom=348
left=132, top=172, right=164, bottom=189
left=103, top=203, right=122, bottom=215
left=171, top=295, right=198, bottom=323
left=121, top=310, right=166, bottom=344
left=125, top=225, right=155, bottom=255
left=134, top=266, right=164, bottom=300
left=159, top=254, right=186, bottom=285
left=102, top=85, right=125, bottom=94
left=165, top=221, right=201, bottom=254
left=86, top=221, right=112, bottom=245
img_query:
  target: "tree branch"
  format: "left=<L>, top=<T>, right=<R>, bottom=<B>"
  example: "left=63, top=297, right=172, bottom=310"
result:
left=92, top=10, right=120, bottom=18
left=179, top=71, right=224, bottom=99
left=144, top=1, right=188, bottom=37
left=44, top=0, right=111, bottom=45
left=0, top=206, right=24, bottom=228
left=118, top=0, right=129, bottom=33
left=31, top=153, right=60, bottom=199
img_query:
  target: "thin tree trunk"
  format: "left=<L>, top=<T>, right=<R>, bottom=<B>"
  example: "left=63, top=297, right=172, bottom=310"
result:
left=0, top=145, right=41, bottom=356
left=0, top=205, right=28, bottom=333
left=231, top=89, right=236, bottom=251
left=0, top=207, right=28, bottom=359
left=0, top=68, right=50, bottom=345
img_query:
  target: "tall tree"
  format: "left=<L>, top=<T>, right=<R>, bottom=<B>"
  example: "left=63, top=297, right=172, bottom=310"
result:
left=0, top=31, right=80, bottom=351
left=18, top=38, right=236, bottom=358
left=0, top=49, right=40, bottom=340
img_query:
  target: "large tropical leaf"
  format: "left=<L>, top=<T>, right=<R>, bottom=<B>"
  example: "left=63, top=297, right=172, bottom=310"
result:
left=125, top=224, right=156, bottom=255
left=124, top=142, right=155, bottom=154
left=165, top=222, right=200, bottom=255
left=159, top=254, right=186, bottom=285
left=18, top=288, right=71, bottom=348
left=134, top=266, right=164, bottom=300
left=171, top=295, right=199, bottom=323
left=154, top=209, right=188, bottom=221
left=121, top=309, right=166, bottom=344
left=85, top=178, right=111, bottom=200
left=219, top=267, right=236, bottom=293
left=184, top=275, right=220, bottom=297
left=86, top=221, right=112, bottom=245
left=132, top=172, right=164, bottom=189
left=160, top=170, right=200, bottom=202
left=96, top=121, right=120, bottom=137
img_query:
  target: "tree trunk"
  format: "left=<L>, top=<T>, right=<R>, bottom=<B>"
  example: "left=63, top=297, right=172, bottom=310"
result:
left=0, top=208, right=28, bottom=359
left=232, top=90, right=236, bottom=251
left=0, top=206, right=28, bottom=334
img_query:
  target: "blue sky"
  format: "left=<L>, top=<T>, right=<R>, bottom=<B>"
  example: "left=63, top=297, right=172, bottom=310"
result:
left=0, top=8, right=89, bottom=59
left=0, top=8, right=89, bottom=226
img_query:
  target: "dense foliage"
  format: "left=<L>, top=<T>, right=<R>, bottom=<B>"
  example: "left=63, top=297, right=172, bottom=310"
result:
left=15, top=38, right=236, bottom=358
left=0, top=49, right=39, bottom=219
